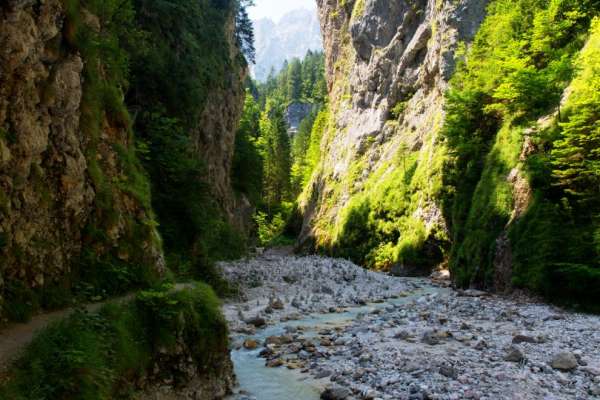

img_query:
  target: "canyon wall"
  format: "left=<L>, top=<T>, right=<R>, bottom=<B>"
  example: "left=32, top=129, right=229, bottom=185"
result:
left=0, top=0, right=164, bottom=320
left=307, top=0, right=599, bottom=308
left=303, top=0, right=488, bottom=273
left=0, top=0, right=247, bottom=319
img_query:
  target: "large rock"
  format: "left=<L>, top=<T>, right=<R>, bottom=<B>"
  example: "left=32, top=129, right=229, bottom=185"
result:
left=321, top=386, right=351, bottom=400
left=550, top=352, right=579, bottom=371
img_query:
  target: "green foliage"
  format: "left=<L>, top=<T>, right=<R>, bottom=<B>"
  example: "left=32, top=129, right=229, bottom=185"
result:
left=3, top=281, right=39, bottom=323
left=253, top=202, right=296, bottom=246
left=0, top=284, right=227, bottom=400
left=124, top=0, right=249, bottom=285
left=441, top=0, right=599, bottom=307
left=136, top=109, right=245, bottom=279
left=551, top=18, right=600, bottom=203
left=258, top=51, right=327, bottom=106
left=128, top=0, right=241, bottom=125
left=258, top=100, right=292, bottom=210
left=389, top=101, right=408, bottom=120
left=233, top=92, right=264, bottom=204
left=291, top=108, right=329, bottom=195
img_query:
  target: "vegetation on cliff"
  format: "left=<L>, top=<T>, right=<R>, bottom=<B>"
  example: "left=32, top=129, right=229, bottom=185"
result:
left=442, top=0, right=599, bottom=309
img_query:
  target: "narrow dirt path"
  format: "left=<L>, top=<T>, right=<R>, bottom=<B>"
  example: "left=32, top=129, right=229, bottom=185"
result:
left=0, top=283, right=191, bottom=371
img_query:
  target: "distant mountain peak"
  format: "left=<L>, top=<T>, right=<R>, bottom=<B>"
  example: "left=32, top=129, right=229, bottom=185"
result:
left=251, top=8, right=323, bottom=82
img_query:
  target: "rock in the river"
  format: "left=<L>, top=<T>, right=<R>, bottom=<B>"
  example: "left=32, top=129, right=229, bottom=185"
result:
left=321, top=386, right=351, bottom=400
left=243, top=339, right=258, bottom=350
left=512, top=334, right=539, bottom=344
left=245, top=316, right=266, bottom=327
left=504, top=346, right=526, bottom=362
left=270, top=298, right=285, bottom=310
left=266, top=358, right=284, bottom=368
left=422, top=330, right=441, bottom=345
left=551, top=352, right=579, bottom=371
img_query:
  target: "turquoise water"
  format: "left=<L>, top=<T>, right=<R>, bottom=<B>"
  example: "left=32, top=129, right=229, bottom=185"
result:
left=228, top=284, right=445, bottom=400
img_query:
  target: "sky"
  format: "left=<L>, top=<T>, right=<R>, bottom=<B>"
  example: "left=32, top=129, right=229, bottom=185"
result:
left=248, top=0, right=316, bottom=22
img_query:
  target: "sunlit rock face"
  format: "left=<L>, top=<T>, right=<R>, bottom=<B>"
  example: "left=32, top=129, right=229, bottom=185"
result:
left=300, top=0, right=487, bottom=273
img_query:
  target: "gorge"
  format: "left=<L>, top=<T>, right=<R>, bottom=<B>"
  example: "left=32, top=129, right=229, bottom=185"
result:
left=0, top=0, right=599, bottom=399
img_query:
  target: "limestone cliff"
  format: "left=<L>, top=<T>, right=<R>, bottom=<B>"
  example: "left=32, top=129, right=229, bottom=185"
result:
left=194, top=19, right=250, bottom=231
left=0, top=0, right=248, bottom=320
left=0, top=0, right=164, bottom=320
left=302, top=0, right=488, bottom=273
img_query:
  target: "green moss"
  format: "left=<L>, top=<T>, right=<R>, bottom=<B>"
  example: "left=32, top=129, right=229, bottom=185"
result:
left=0, top=187, right=10, bottom=214
left=0, top=283, right=226, bottom=400
left=3, top=281, right=39, bottom=323
left=450, top=122, right=523, bottom=286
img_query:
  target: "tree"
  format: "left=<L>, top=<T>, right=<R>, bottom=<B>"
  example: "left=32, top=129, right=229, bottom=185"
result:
left=551, top=17, right=600, bottom=204
left=233, top=91, right=263, bottom=204
left=287, top=59, right=303, bottom=102
left=258, top=100, right=291, bottom=210
left=236, top=0, right=256, bottom=64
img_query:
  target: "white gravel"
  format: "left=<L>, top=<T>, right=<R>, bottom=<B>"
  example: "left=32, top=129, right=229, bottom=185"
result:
left=219, top=252, right=600, bottom=400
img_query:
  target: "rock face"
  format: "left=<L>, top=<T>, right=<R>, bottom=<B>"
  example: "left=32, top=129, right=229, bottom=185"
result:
left=286, top=102, right=316, bottom=136
left=0, top=0, right=163, bottom=315
left=0, top=0, right=247, bottom=317
left=193, top=18, right=251, bottom=232
left=300, top=0, right=488, bottom=272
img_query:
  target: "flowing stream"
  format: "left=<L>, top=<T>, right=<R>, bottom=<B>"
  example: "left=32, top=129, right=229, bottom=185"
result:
left=228, top=286, right=445, bottom=400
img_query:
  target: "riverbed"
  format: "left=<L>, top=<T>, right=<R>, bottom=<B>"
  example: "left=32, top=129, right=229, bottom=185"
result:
left=220, top=253, right=600, bottom=400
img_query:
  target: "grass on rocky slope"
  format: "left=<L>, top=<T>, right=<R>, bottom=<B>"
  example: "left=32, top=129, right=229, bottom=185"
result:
left=0, top=283, right=227, bottom=400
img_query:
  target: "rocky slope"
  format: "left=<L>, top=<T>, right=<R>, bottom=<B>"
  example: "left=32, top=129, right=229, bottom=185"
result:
left=0, top=0, right=248, bottom=318
left=300, top=0, right=488, bottom=270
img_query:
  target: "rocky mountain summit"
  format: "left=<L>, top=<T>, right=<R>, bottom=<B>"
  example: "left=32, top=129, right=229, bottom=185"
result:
left=252, top=9, right=323, bottom=82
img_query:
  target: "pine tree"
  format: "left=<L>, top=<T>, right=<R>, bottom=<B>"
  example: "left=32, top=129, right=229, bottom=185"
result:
left=287, top=59, right=303, bottom=102
left=235, top=0, right=256, bottom=64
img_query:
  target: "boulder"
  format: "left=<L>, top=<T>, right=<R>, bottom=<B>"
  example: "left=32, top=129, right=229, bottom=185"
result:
left=550, top=352, right=578, bottom=371
left=321, top=386, right=351, bottom=400
left=504, top=346, right=525, bottom=363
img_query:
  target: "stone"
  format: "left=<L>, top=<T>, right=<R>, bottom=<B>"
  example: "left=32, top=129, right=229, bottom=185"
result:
left=421, top=330, right=441, bottom=345
left=266, top=358, right=284, bottom=368
left=550, top=352, right=578, bottom=371
left=270, top=298, right=285, bottom=310
left=440, top=365, right=459, bottom=379
left=243, top=339, right=258, bottom=350
left=504, top=346, right=526, bottom=363
left=264, top=336, right=282, bottom=346
left=245, top=316, right=266, bottom=327
left=512, top=334, right=539, bottom=344
left=321, top=386, right=351, bottom=400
